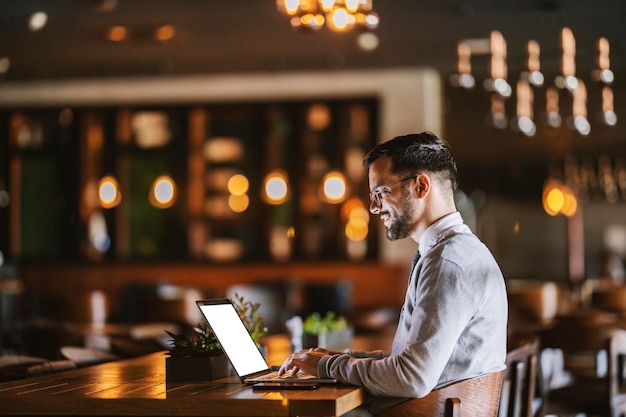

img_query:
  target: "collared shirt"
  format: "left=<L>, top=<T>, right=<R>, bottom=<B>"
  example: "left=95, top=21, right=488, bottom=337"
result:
left=318, top=211, right=507, bottom=411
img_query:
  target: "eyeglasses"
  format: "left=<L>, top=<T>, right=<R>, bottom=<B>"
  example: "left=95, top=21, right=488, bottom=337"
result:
left=369, top=175, right=417, bottom=206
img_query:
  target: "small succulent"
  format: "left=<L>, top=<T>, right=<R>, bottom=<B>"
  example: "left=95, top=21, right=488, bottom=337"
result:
left=302, top=311, right=348, bottom=335
left=166, top=293, right=268, bottom=357
left=165, top=322, right=222, bottom=358
left=232, top=293, right=268, bottom=348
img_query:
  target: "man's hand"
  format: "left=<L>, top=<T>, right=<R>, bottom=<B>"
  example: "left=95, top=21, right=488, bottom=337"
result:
left=278, top=348, right=328, bottom=377
left=311, top=347, right=344, bottom=355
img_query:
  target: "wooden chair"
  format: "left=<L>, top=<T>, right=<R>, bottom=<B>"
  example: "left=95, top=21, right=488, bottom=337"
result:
left=499, top=336, right=540, bottom=417
left=539, top=314, right=626, bottom=417
left=376, top=370, right=504, bottom=417
left=592, top=285, right=626, bottom=315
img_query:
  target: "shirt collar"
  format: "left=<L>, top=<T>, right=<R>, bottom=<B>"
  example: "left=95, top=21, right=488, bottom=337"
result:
left=418, top=211, right=464, bottom=255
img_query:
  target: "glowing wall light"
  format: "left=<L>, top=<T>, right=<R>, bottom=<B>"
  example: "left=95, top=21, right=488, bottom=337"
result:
left=228, top=195, right=249, bottom=213
left=321, top=171, right=347, bottom=204
left=263, top=170, right=289, bottom=205
left=343, top=198, right=369, bottom=241
left=227, top=173, right=250, bottom=213
left=227, top=174, right=250, bottom=196
left=98, top=176, right=121, bottom=209
left=149, top=175, right=176, bottom=208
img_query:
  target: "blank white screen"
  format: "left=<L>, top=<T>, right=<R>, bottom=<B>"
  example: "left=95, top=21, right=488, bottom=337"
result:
left=199, top=303, right=268, bottom=377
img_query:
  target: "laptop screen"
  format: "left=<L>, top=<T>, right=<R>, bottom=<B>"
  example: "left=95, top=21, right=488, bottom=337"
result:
left=196, top=299, right=269, bottom=378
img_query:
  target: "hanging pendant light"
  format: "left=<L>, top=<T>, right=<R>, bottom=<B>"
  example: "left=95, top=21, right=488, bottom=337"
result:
left=276, top=0, right=379, bottom=33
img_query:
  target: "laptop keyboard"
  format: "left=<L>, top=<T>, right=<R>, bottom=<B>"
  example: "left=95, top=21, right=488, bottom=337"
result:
left=266, top=371, right=314, bottom=380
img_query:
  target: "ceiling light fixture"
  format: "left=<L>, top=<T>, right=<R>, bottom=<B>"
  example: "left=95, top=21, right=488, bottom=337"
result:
left=450, top=28, right=616, bottom=137
left=276, top=0, right=379, bottom=33
left=28, top=11, right=48, bottom=32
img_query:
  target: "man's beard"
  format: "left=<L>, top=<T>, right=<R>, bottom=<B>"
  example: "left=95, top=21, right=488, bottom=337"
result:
left=385, top=193, right=414, bottom=241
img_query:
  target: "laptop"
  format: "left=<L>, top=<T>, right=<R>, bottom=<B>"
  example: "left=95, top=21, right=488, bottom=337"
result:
left=196, top=298, right=337, bottom=384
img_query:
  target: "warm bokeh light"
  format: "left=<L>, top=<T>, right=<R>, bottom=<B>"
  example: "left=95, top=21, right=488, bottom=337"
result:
left=269, top=225, right=294, bottom=263
left=542, top=180, right=578, bottom=217
left=0, top=57, right=10, bottom=74
left=341, top=197, right=364, bottom=221
left=277, top=0, right=378, bottom=32
left=284, top=0, right=300, bottom=14
left=345, top=218, right=368, bottom=241
left=263, top=170, right=289, bottom=205
left=561, top=191, right=578, bottom=217
left=357, top=32, right=379, bottom=52
left=322, top=171, right=347, bottom=203
left=228, top=194, right=250, bottom=213
left=546, top=188, right=564, bottom=215
left=149, top=175, right=176, bottom=208
left=155, top=25, right=176, bottom=41
left=344, top=198, right=369, bottom=241
left=28, top=12, right=48, bottom=32
left=107, top=26, right=127, bottom=41
left=329, top=8, right=351, bottom=31
left=204, top=137, right=244, bottom=162
left=307, top=103, right=331, bottom=130
left=227, top=174, right=250, bottom=196
left=350, top=206, right=370, bottom=223
left=204, top=239, right=244, bottom=262
left=131, top=112, right=171, bottom=148
left=98, top=176, right=121, bottom=209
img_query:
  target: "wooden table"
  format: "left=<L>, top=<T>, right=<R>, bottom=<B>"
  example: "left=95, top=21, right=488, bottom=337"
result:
left=0, top=352, right=366, bottom=417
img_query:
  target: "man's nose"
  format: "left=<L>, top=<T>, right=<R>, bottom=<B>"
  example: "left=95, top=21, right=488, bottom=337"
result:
left=369, top=199, right=380, bottom=214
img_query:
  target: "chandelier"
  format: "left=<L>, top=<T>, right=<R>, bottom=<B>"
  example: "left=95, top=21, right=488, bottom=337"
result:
left=450, top=28, right=616, bottom=137
left=276, top=0, right=379, bottom=32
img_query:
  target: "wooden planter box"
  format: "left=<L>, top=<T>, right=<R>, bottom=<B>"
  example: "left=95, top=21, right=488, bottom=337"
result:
left=302, top=328, right=354, bottom=351
left=165, top=355, right=233, bottom=382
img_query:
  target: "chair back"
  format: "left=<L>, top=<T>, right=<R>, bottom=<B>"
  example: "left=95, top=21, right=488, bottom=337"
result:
left=376, top=370, right=504, bottom=417
left=538, top=315, right=626, bottom=417
left=499, top=336, right=539, bottom=417
left=539, top=311, right=615, bottom=381
left=608, top=330, right=626, bottom=415
left=592, top=286, right=626, bottom=314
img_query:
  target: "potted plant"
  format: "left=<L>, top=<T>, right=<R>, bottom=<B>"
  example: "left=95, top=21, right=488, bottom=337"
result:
left=165, top=293, right=267, bottom=381
left=232, top=293, right=268, bottom=349
left=301, top=311, right=353, bottom=351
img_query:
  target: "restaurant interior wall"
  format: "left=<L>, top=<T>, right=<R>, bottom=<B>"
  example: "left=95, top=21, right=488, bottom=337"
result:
left=2, top=100, right=381, bottom=263
left=0, top=68, right=624, bottom=307
left=444, top=76, right=626, bottom=283
left=0, top=69, right=439, bottom=324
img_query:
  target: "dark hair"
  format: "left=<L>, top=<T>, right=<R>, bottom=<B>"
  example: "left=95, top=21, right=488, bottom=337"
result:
left=364, top=132, right=459, bottom=189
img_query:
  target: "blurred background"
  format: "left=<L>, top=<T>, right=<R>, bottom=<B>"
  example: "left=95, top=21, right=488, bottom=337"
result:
left=0, top=0, right=625, bottom=364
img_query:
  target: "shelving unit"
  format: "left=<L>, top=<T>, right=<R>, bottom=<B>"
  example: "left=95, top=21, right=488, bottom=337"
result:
left=1, top=98, right=379, bottom=264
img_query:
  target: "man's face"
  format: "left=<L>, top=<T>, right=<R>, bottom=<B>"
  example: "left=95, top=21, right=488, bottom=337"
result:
left=368, top=158, right=416, bottom=241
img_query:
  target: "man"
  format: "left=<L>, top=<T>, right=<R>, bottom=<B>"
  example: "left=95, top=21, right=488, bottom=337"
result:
left=279, top=132, right=507, bottom=413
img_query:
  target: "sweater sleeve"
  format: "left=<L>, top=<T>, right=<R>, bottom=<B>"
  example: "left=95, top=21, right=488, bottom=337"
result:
left=319, top=256, right=480, bottom=398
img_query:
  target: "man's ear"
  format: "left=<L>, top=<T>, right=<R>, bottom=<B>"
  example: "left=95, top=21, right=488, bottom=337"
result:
left=415, top=174, right=430, bottom=198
